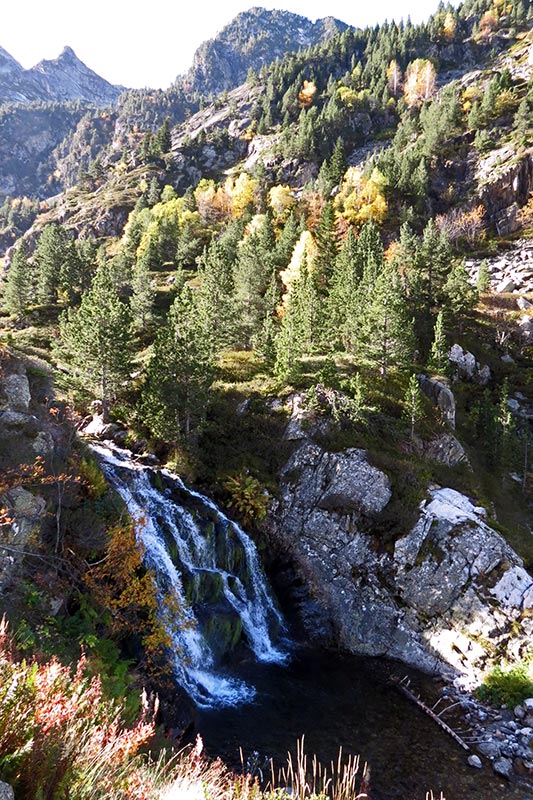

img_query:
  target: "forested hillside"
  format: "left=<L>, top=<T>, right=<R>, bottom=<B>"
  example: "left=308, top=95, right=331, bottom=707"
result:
left=2, top=0, right=533, bottom=796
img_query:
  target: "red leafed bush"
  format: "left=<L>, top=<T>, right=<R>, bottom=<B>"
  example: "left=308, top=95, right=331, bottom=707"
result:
left=0, top=618, right=156, bottom=799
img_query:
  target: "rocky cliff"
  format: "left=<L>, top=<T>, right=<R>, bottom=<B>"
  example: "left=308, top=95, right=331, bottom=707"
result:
left=274, top=408, right=533, bottom=689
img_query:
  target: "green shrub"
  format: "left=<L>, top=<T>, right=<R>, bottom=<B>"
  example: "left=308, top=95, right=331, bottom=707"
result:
left=476, top=658, right=533, bottom=706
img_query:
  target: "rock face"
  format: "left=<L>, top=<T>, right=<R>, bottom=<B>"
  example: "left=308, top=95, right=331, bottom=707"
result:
left=182, top=8, right=347, bottom=96
left=418, top=375, right=456, bottom=428
left=0, top=354, right=54, bottom=591
left=277, top=440, right=533, bottom=686
left=0, top=44, right=123, bottom=107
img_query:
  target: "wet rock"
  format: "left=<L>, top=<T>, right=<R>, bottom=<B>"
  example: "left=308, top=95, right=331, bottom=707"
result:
left=478, top=740, right=502, bottom=759
left=493, top=757, right=513, bottom=778
left=523, top=698, right=533, bottom=712
left=468, top=754, right=482, bottom=768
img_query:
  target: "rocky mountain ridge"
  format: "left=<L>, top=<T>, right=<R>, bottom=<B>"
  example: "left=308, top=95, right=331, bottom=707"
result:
left=0, top=44, right=123, bottom=107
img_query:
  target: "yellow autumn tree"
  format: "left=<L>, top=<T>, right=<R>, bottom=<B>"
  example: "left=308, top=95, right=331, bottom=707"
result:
left=225, top=172, right=257, bottom=218
left=268, top=184, right=296, bottom=223
left=334, top=167, right=388, bottom=226
left=386, top=60, right=403, bottom=97
left=279, top=230, right=317, bottom=310
left=403, top=59, right=437, bottom=107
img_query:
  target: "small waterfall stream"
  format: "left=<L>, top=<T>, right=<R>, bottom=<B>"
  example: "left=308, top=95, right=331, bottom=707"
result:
left=91, top=442, right=288, bottom=708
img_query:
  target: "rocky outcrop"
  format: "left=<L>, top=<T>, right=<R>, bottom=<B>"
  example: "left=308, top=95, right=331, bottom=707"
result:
left=276, top=441, right=533, bottom=687
left=418, top=433, right=468, bottom=467
left=418, top=375, right=456, bottom=427
left=448, top=344, right=491, bottom=385
left=476, top=147, right=533, bottom=234
left=0, top=353, right=55, bottom=590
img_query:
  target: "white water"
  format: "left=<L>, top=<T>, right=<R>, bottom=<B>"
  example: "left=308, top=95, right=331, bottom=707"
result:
left=91, top=442, right=288, bottom=708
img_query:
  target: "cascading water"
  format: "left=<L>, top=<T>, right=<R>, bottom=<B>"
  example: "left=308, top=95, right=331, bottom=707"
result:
left=91, top=442, right=288, bottom=709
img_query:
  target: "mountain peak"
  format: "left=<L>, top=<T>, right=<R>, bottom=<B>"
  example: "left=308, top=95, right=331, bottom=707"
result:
left=182, top=7, right=348, bottom=96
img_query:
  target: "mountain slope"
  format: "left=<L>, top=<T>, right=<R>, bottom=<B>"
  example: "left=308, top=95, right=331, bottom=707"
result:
left=181, top=7, right=348, bottom=96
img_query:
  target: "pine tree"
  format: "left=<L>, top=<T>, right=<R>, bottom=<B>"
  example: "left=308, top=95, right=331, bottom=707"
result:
left=443, top=261, right=478, bottom=318
left=359, top=267, right=415, bottom=377
left=130, top=257, right=155, bottom=329
left=428, top=310, right=448, bottom=375
left=233, top=230, right=270, bottom=349
left=57, top=265, right=132, bottom=418
left=141, top=286, right=214, bottom=444
left=476, top=259, right=491, bottom=293
left=3, top=241, right=33, bottom=317
left=147, top=177, right=160, bottom=207
left=405, top=373, right=424, bottom=439
left=35, top=224, right=72, bottom=305
left=155, top=118, right=172, bottom=154
left=325, top=228, right=360, bottom=349
left=196, top=239, right=237, bottom=352
left=314, top=201, right=338, bottom=292
left=274, top=256, right=318, bottom=381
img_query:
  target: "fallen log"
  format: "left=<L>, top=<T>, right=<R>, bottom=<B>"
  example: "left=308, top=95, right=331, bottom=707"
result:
left=392, top=677, right=471, bottom=752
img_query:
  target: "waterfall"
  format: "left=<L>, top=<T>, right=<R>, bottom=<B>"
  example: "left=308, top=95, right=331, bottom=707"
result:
left=90, top=442, right=288, bottom=708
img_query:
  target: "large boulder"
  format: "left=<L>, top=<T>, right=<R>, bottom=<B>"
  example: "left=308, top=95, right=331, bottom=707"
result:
left=418, top=375, right=456, bottom=428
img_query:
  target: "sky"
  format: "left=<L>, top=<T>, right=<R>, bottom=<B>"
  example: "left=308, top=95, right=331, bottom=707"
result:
left=2, top=1, right=455, bottom=90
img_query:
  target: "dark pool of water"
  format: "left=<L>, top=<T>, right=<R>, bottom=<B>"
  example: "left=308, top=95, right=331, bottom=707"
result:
left=192, top=648, right=532, bottom=800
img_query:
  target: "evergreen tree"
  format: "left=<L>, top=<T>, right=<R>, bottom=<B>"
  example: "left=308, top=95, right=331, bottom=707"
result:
left=274, top=256, right=318, bottom=381
left=3, top=241, right=32, bottom=317
left=325, top=228, right=360, bottom=349
left=130, top=257, right=155, bottom=329
left=314, top=201, right=339, bottom=291
left=57, top=265, right=132, bottom=418
left=196, top=239, right=237, bottom=352
left=359, top=267, right=415, bottom=377
left=428, top=309, right=448, bottom=374
left=155, top=118, right=172, bottom=154
left=233, top=230, right=270, bottom=349
left=148, top=177, right=160, bottom=207
left=275, top=212, right=300, bottom=268
left=476, top=259, right=491, bottom=293
left=141, top=286, right=214, bottom=444
left=443, top=261, right=478, bottom=318
left=35, top=224, right=72, bottom=305
left=405, top=373, right=424, bottom=439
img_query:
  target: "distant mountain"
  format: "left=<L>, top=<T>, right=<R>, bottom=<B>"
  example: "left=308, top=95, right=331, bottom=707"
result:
left=0, top=45, right=124, bottom=107
left=181, top=6, right=348, bottom=96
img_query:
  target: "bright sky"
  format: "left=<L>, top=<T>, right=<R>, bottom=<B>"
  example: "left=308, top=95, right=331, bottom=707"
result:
left=3, top=1, right=456, bottom=90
